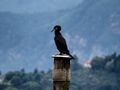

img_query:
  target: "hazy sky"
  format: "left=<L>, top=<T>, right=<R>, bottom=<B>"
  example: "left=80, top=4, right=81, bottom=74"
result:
left=0, top=0, right=120, bottom=72
left=0, top=0, right=83, bottom=13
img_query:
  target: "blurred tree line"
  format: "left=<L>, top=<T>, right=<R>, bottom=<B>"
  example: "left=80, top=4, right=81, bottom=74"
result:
left=0, top=53, right=120, bottom=90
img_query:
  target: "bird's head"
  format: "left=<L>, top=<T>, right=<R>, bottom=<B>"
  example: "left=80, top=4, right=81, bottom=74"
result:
left=51, top=25, right=61, bottom=32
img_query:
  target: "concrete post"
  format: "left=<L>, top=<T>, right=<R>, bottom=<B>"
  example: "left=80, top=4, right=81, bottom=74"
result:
left=52, top=54, right=72, bottom=90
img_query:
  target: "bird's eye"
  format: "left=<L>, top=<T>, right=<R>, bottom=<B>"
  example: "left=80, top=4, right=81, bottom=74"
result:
left=55, top=28, right=58, bottom=30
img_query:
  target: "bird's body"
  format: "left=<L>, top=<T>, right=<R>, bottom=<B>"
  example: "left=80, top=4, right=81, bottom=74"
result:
left=52, top=25, right=74, bottom=59
left=54, top=31, right=70, bottom=55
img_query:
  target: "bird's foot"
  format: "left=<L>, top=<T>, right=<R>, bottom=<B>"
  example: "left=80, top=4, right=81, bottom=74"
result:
left=59, top=53, right=65, bottom=55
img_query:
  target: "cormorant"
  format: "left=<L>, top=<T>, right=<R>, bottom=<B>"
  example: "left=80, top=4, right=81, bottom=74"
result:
left=51, top=25, right=74, bottom=59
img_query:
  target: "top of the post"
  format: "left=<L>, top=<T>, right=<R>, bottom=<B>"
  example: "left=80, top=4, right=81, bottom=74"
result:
left=52, top=54, right=72, bottom=59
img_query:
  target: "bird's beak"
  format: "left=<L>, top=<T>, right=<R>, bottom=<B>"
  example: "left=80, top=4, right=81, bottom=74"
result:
left=51, top=29, right=55, bottom=32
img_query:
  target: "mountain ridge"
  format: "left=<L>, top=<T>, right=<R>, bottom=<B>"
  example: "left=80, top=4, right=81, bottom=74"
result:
left=0, top=0, right=120, bottom=72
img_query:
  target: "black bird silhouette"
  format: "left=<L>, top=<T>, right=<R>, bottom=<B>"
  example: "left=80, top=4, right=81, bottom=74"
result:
left=52, top=25, right=74, bottom=59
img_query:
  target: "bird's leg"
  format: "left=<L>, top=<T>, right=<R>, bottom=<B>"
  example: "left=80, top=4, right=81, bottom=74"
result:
left=59, top=53, right=63, bottom=55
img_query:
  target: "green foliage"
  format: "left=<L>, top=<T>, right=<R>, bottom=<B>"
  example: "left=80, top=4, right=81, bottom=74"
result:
left=1, top=69, right=52, bottom=90
left=0, top=84, right=7, bottom=90
left=21, top=81, right=41, bottom=90
left=10, top=76, right=22, bottom=86
left=3, top=87, right=19, bottom=90
left=0, top=71, right=2, bottom=75
left=34, top=68, right=38, bottom=74
left=91, top=56, right=105, bottom=69
left=20, top=68, right=25, bottom=73
left=114, top=55, right=120, bottom=73
left=4, top=72, right=15, bottom=82
left=0, top=53, right=120, bottom=90
left=91, top=53, right=120, bottom=73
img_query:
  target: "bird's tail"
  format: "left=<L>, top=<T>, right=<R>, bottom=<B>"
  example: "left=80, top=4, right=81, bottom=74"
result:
left=68, top=54, right=75, bottom=60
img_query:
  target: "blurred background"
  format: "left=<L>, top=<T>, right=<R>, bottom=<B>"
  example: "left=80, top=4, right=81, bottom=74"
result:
left=0, top=0, right=120, bottom=90
left=0, top=0, right=119, bottom=73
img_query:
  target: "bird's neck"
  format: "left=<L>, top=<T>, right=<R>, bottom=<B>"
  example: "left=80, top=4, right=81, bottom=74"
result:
left=55, top=31, right=62, bottom=36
